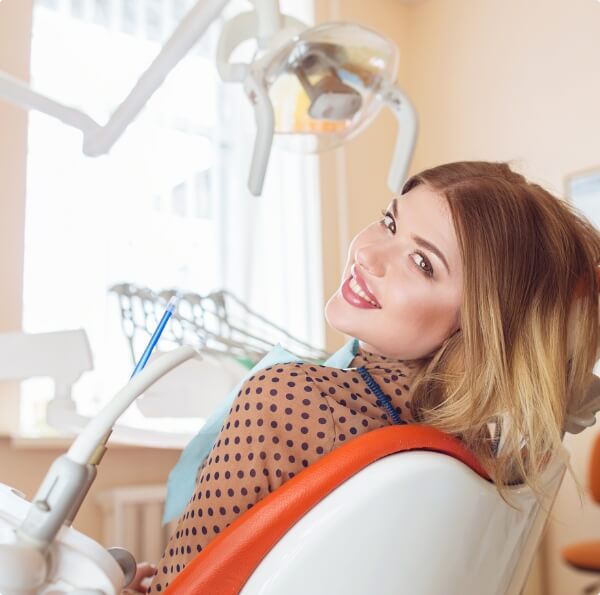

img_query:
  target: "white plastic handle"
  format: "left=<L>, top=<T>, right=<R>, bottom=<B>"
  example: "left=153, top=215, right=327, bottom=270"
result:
left=381, top=82, right=419, bottom=194
left=244, top=72, right=275, bottom=196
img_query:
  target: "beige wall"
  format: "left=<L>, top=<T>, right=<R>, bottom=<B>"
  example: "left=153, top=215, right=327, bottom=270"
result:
left=317, top=1, right=600, bottom=594
left=0, top=0, right=32, bottom=431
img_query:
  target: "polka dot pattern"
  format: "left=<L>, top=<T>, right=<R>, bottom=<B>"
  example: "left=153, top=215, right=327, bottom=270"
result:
left=148, top=346, right=427, bottom=592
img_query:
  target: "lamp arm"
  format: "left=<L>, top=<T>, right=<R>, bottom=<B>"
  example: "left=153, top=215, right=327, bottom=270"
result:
left=0, top=71, right=99, bottom=135
left=381, top=82, right=419, bottom=194
left=83, top=0, right=230, bottom=156
left=244, top=71, right=275, bottom=196
left=252, top=0, right=283, bottom=44
left=0, top=0, right=230, bottom=156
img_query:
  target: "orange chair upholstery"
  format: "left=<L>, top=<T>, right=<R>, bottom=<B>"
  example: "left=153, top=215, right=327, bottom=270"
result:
left=163, top=425, right=491, bottom=594
left=562, top=432, right=600, bottom=576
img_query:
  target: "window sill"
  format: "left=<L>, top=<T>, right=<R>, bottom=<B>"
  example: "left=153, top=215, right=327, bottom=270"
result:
left=7, top=434, right=75, bottom=450
left=4, top=434, right=146, bottom=450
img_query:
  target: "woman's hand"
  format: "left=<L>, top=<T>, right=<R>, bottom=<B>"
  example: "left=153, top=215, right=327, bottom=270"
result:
left=121, top=562, right=157, bottom=594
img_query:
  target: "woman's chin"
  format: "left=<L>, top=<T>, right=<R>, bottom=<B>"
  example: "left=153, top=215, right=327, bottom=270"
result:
left=323, top=294, right=338, bottom=328
left=324, top=291, right=355, bottom=336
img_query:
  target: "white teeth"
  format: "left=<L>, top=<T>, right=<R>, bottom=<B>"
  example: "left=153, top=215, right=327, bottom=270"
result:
left=350, top=277, right=377, bottom=306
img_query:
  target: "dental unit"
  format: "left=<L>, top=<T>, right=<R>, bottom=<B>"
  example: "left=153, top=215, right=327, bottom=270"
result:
left=0, top=296, right=197, bottom=593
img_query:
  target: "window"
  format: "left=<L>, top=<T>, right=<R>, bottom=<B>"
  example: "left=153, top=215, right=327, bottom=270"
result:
left=568, top=169, right=600, bottom=229
left=22, top=0, right=322, bottom=436
left=567, top=167, right=600, bottom=376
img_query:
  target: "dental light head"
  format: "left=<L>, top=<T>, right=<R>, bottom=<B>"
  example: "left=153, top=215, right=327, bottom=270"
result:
left=265, top=23, right=398, bottom=148
left=0, top=0, right=418, bottom=196
left=295, top=63, right=362, bottom=122
left=218, top=11, right=418, bottom=194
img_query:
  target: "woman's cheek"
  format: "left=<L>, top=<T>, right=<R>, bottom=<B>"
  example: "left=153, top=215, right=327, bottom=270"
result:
left=386, top=277, right=440, bottom=330
left=412, top=293, right=458, bottom=338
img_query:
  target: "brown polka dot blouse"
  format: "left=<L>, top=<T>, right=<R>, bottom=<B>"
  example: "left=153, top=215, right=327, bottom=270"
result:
left=148, top=346, right=429, bottom=592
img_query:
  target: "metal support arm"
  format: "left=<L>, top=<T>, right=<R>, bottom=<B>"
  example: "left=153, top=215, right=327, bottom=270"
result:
left=0, top=0, right=230, bottom=156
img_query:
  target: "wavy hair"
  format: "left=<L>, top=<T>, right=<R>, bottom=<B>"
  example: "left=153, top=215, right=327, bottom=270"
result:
left=404, top=161, right=600, bottom=507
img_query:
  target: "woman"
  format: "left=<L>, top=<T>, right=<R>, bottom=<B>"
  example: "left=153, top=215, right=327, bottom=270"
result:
left=143, top=160, right=600, bottom=592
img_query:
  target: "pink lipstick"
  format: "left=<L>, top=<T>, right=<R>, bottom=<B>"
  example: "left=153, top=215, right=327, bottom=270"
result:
left=341, top=265, right=381, bottom=309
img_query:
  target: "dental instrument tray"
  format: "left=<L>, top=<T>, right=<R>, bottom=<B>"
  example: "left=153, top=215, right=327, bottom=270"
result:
left=110, top=283, right=330, bottom=368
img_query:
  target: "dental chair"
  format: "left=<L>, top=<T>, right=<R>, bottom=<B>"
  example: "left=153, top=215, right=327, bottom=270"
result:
left=163, top=424, right=565, bottom=595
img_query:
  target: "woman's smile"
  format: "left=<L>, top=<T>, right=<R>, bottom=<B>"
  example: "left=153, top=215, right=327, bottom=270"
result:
left=341, top=264, right=382, bottom=309
left=341, top=276, right=380, bottom=309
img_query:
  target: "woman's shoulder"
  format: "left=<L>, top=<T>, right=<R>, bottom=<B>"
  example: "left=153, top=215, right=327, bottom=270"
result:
left=236, top=361, right=355, bottom=407
left=243, top=361, right=347, bottom=386
left=229, top=361, right=339, bottom=437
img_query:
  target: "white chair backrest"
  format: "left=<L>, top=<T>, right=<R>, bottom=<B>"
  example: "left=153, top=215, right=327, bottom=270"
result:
left=242, top=449, right=566, bottom=595
left=0, top=329, right=93, bottom=398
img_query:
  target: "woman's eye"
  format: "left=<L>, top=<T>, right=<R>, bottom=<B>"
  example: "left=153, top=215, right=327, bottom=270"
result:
left=379, top=209, right=434, bottom=278
left=379, top=209, right=396, bottom=233
left=412, top=250, right=434, bottom=278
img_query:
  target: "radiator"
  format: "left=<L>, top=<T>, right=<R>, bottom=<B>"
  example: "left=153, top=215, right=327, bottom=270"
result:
left=96, top=484, right=179, bottom=565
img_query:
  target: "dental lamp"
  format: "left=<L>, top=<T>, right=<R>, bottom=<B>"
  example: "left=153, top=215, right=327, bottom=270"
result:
left=0, top=0, right=418, bottom=195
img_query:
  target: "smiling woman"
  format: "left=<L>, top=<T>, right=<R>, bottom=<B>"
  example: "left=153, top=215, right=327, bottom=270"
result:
left=147, top=160, right=600, bottom=592
left=325, top=183, right=463, bottom=361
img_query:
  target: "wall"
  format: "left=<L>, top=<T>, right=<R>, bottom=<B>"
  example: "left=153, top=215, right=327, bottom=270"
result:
left=0, top=0, right=32, bottom=432
left=317, top=1, right=600, bottom=594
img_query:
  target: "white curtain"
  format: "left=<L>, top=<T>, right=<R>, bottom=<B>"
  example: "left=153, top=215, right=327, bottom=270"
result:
left=215, top=79, right=324, bottom=349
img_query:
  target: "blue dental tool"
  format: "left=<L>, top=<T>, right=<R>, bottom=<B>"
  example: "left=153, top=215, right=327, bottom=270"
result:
left=130, top=295, right=179, bottom=379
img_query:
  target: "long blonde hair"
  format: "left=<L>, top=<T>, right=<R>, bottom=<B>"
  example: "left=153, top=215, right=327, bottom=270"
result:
left=405, top=161, right=600, bottom=506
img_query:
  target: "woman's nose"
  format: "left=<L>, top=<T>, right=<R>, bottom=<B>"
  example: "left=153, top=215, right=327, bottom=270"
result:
left=355, top=243, right=386, bottom=277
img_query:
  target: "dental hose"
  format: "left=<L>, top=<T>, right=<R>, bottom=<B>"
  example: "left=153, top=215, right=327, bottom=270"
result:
left=90, top=293, right=181, bottom=463
left=16, top=294, right=183, bottom=551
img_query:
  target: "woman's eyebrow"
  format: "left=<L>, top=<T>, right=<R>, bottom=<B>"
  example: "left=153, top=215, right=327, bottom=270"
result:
left=391, top=197, right=451, bottom=275
left=414, top=236, right=451, bottom=275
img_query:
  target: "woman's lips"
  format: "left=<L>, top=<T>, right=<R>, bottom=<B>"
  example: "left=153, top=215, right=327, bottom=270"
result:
left=350, top=264, right=380, bottom=306
left=342, top=277, right=378, bottom=308
left=341, top=267, right=382, bottom=309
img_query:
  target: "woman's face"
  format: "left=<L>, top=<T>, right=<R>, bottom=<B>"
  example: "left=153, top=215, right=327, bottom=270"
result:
left=325, top=184, right=464, bottom=360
